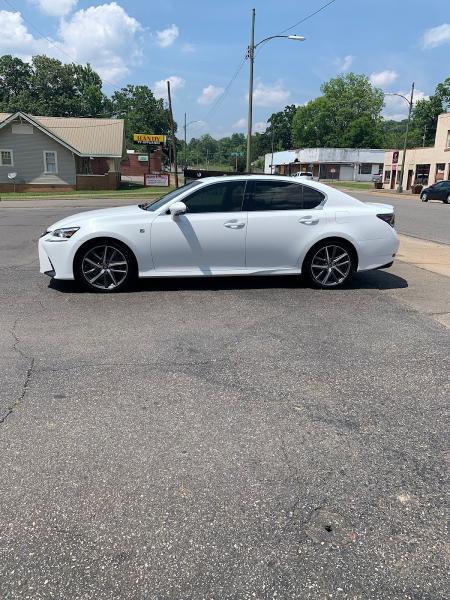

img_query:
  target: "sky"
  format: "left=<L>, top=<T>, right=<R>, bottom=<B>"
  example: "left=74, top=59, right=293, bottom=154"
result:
left=1, top=0, right=450, bottom=139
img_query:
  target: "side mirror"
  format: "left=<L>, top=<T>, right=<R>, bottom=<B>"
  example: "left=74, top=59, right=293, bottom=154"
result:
left=169, top=201, right=187, bottom=217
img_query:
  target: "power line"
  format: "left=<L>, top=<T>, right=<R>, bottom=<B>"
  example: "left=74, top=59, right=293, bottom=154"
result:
left=201, top=52, right=248, bottom=123
left=1, top=0, right=118, bottom=89
left=255, top=0, right=337, bottom=57
left=206, top=1, right=339, bottom=124
left=277, top=0, right=337, bottom=35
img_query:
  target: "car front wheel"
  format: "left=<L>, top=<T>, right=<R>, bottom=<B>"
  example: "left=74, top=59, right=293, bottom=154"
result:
left=74, top=241, right=136, bottom=292
left=421, top=193, right=428, bottom=202
left=304, top=241, right=354, bottom=289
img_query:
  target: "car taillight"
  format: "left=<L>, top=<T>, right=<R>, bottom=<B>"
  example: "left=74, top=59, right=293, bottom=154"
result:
left=377, top=213, right=395, bottom=227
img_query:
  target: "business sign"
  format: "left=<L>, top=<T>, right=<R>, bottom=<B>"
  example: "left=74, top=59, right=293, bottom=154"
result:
left=133, top=133, right=166, bottom=144
left=144, top=173, right=169, bottom=187
left=137, top=155, right=149, bottom=162
left=392, top=151, right=399, bottom=164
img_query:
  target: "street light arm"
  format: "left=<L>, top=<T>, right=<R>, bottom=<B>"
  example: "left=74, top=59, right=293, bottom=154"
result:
left=253, top=34, right=305, bottom=50
left=383, top=92, right=412, bottom=107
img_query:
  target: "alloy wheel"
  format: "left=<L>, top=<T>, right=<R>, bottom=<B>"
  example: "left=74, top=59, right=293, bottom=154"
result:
left=81, top=245, right=128, bottom=290
left=310, top=244, right=351, bottom=287
left=421, top=194, right=428, bottom=202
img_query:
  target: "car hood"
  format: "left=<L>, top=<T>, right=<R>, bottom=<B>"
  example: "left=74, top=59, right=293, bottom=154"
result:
left=47, top=204, right=147, bottom=231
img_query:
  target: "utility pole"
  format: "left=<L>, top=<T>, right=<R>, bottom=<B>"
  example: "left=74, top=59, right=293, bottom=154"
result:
left=397, top=81, right=414, bottom=193
left=167, top=80, right=179, bottom=188
left=184, top=112, right=187, bottom=168
left=270, top=125, right=275, bottom=174
left=246, top=8, right=256, bottom=173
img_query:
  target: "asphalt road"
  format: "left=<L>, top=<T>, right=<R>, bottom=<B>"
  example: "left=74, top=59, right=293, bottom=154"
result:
left=349, top=191, right=450, bottom=245
left=0, top=205, right=449, bottom=599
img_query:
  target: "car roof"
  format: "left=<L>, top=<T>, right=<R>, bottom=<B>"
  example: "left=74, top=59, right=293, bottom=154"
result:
left=195, top=174, right=331, bottom=193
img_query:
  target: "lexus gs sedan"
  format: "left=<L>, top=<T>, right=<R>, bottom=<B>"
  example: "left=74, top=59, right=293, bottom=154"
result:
left=39, top=175, right=399, bottom=292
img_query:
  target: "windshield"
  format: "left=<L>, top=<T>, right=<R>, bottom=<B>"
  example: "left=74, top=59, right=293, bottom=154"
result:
left=139, top=181, right=202, bottom=211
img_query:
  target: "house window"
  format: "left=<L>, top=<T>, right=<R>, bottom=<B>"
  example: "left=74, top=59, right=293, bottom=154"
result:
left=0, top=149, right=13, bottom=166
left=44, top=151, right=58, bottom=174
left=384, top=170, right=391, bottom=183
left=358, top=163, right=372, bottom=175
left=447, top=130, right=450, bottom=148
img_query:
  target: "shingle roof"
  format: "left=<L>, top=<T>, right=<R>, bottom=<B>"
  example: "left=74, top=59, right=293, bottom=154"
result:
left=0, top=113, right=124, bottom=157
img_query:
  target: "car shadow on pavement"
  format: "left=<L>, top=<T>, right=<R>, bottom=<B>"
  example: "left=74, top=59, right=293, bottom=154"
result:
left=49, top=269, right=408, bottom=294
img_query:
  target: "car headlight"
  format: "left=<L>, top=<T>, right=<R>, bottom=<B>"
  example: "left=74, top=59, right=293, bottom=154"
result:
left=50, top=227, right=80, bottom=239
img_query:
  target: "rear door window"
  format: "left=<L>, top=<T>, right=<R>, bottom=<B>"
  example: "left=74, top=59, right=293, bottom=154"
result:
left=248, top=180, right=324, bottom=210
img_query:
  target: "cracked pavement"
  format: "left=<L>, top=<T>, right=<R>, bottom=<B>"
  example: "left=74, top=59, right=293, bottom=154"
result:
left=0, top=204, right=449, bottom=599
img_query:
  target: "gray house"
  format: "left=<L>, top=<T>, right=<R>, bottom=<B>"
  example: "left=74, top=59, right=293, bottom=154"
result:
left=0, top=111, right=125, bottom=192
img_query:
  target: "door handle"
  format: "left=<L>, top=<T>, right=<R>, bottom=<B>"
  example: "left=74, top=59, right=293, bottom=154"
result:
left=298, top=216, right=319, bottom=225
left=224, top=221, right=245, bottom=229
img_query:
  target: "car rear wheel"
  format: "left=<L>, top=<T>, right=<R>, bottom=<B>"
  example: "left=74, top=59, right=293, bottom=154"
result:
left=304, top=242, right=354, bottom=289
left=75, top=241, right=135, bottom=292
left=421, top=193, right=428, bottom=202
left=444, top=194, right=449, bottom=204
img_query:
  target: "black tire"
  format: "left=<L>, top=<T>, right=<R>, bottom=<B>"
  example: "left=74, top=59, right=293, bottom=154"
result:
left=74, top=239, right=137, bottom=292
left=421, top=193, right=428, bottom=202
left=444, top=194, right=449, bottom=204
left=303, top=240, right=356, bottom=289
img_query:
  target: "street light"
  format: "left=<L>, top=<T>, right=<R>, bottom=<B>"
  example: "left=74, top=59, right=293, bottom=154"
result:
left=384, top=82, right=414, bottom=193
left=246, top=8, right=305, bottom=172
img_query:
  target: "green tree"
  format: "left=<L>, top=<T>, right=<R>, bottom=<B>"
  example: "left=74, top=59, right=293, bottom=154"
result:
left=0, top=54, right=107, bottom=116
left=109, top=84, right=171, bottom=148
left=0, top=55, right=33, bottom=111
left=409, top=77, right=450, bottom=146
left=266, top=104, right=297, bottom=150
left=292, top=73, right=384, bottom=148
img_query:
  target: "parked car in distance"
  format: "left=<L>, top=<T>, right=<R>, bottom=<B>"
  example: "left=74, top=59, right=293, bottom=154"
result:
left=39, top=175, right=399, bottom=292
left=293, top=171, right=314, bottom=180
left=420, top=180, right=450, bottom=203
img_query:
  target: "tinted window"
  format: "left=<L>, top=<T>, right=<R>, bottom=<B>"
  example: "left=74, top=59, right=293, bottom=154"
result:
left=142, top=181, right=201, bottom=211
left=250, top=180, right=324, bottom=211
left=184, top=180, right=245, bottom=213
left=302, top=185, right=325, bottom=209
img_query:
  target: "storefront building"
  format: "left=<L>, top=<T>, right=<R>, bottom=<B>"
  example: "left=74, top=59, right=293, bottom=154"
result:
left=383, top=112, right=450, bottom=190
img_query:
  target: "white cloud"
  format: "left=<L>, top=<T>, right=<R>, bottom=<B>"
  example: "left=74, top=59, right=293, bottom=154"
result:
left=32, top=0, right=78, bottom=17
left=0, top=4, right=144, bottom=83
left=337, top=55, right=354, bottom=72
left=251, top=81, right=290, bottom=107
left=154, top=75, right=185, bottom=100
left=369, top=70, right=398, bottom=87
left=422, top=23, right=450, bottom=49
left=155, top=24, right=179, bottom=48
left=0, top=10, right=49, bottom=59
left=383, top=89, right=429, bottom=120
left=197, top=84, right=224, bottom=105
left=254, top=121, right=267, bottom=133
left=59, top=2, right=144, bottom=82
left=232, top=117, right=246, bottom=129
left=181, top=42, right=195, bottom=53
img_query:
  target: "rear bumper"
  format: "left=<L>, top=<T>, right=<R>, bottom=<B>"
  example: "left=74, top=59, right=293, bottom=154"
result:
left=356, top=232, right=400, bottom=271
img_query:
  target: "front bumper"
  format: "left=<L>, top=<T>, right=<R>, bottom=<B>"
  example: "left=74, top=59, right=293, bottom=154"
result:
left=38, top=237, right=75, bottom=280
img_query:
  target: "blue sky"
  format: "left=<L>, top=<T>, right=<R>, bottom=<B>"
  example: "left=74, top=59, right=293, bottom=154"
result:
left=1, top=0, right=450, bottom=138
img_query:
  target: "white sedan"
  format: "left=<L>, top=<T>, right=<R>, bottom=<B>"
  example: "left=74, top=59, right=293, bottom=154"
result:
left=39, top=175, right=399, bottom=292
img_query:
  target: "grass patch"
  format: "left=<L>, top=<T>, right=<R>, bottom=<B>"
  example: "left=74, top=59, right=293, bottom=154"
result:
left=322, top=180, right=375, bottom=190
left=0, top=184, right=175, bottom=201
